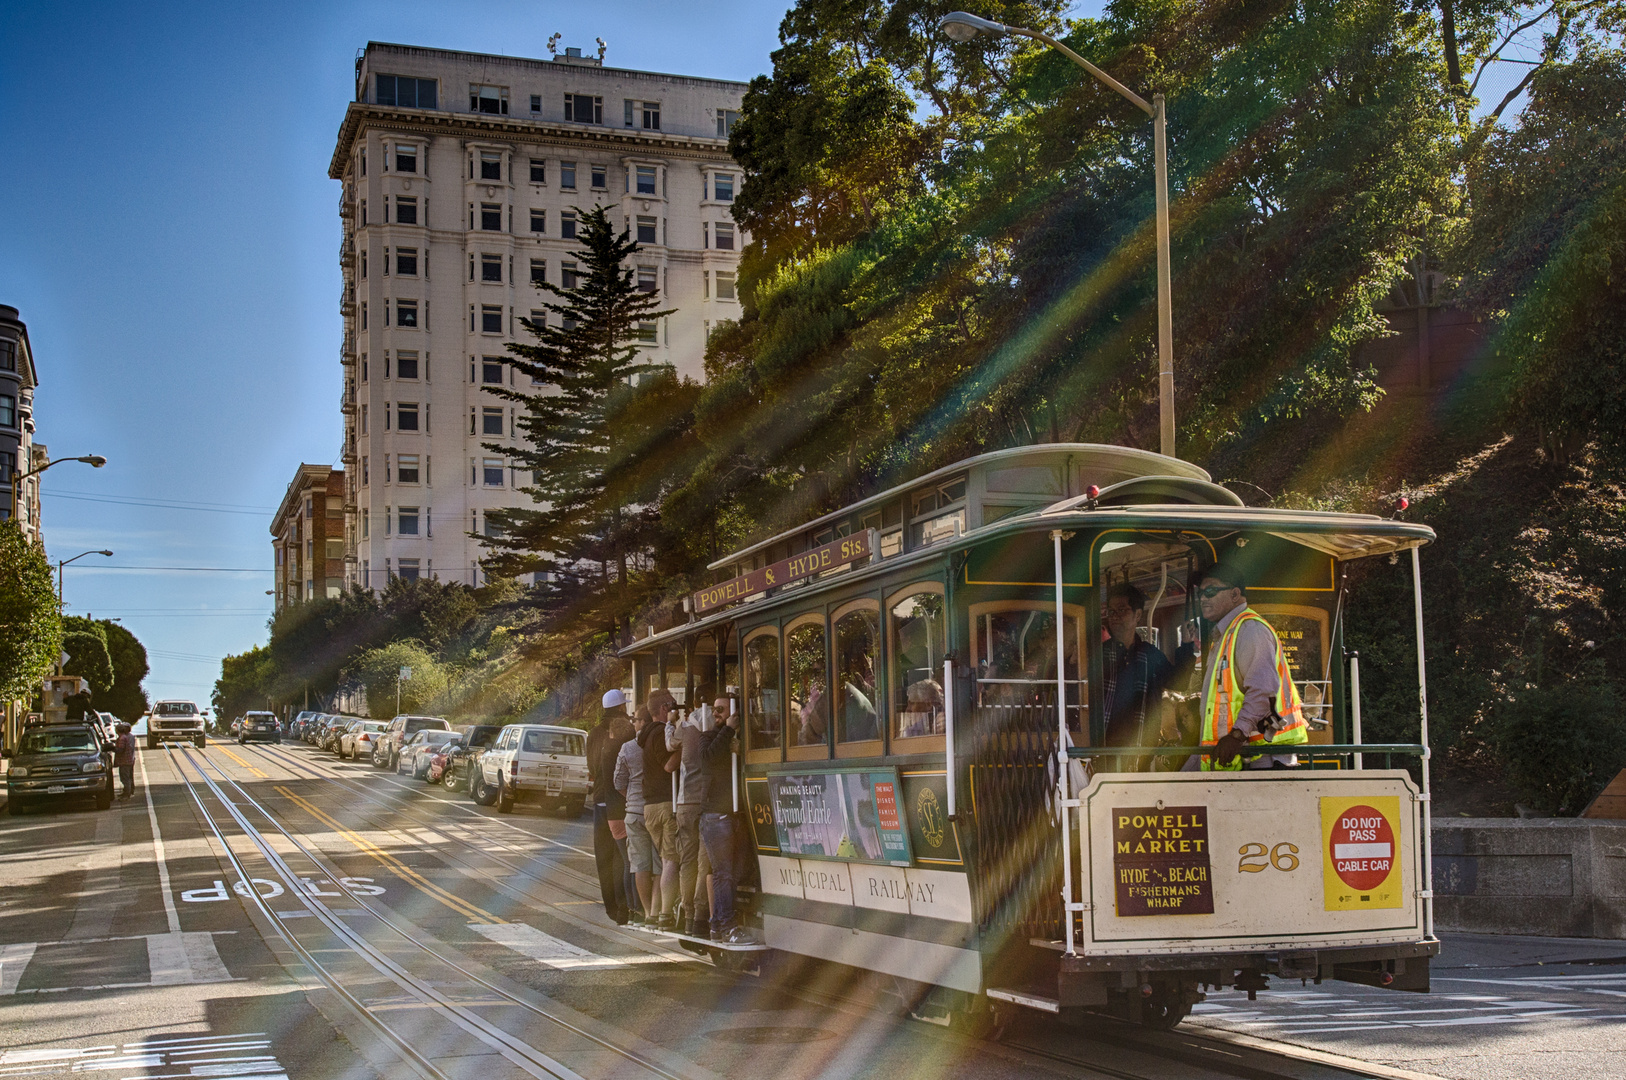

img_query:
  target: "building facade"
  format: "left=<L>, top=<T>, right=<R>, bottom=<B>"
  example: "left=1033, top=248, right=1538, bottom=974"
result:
left=0, top=305, right=42, bottom=543
left=271, top=465, right=347, bottom=610
left=330, top=41, right=747, bottom=589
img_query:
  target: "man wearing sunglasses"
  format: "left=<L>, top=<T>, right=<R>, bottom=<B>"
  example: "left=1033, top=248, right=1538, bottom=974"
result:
left=1193, top=562, right=1307, bottom=770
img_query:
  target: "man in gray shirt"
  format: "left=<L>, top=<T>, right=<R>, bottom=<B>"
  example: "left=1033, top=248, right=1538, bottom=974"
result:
left=663, top=687, right=712, bottom=935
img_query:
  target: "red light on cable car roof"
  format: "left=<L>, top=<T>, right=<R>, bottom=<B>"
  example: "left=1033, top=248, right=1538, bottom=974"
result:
left=1086, top=485, right=1100, bottom=499
left=1397, top=497, right=1410, bottom=511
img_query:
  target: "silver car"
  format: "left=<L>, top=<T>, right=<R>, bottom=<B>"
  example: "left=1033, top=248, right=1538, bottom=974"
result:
left=395, top=729, right=460, bottom=780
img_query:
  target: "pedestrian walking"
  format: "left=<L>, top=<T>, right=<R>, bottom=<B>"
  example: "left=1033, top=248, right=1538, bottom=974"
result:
left=113, top=722, right=137, bottom=800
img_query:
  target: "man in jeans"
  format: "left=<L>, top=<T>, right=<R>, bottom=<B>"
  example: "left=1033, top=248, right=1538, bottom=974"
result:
left=699, top=697, right=752, bottom=944
left=664, top=688, right=711, bottom=936
left=113, top=722, right=136, bottom=800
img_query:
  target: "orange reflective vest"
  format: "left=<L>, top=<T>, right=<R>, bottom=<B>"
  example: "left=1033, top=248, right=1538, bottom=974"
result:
left=1200, top=608, right=1307, bottom=771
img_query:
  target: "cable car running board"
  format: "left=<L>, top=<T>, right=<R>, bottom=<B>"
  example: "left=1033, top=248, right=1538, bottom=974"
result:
left=986, top=988, right=1061, bottom=1014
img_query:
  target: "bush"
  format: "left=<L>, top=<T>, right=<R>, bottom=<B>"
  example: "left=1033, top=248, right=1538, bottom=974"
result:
left=1486, top=681, right=1626, bottom=814
left=346, top=640, right=448, bottom=719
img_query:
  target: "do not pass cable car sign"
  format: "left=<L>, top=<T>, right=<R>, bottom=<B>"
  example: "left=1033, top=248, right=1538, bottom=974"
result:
left=1320, top=796, right=1403, bottom=910
left=692, top=531, right=874, bottom=615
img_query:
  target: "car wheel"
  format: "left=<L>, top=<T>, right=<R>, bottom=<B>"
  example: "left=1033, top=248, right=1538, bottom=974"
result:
left=147, top=736, right=159, bottom=751
left=96, top=789, right=113, bottom=811
left=472, top=772, right=498, bottom=807
left=497, top=777, right=514, bottom=814
left=196, top=735, right=206, bottom=749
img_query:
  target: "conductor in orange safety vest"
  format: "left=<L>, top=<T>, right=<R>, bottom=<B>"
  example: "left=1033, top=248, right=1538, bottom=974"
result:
left=1187, top=562, right=1307, bottom=770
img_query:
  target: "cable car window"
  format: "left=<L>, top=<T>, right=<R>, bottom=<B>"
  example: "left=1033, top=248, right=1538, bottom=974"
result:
left=890, top=588, right=946, bottom=739
left=786, top=620, right=828, bottom=751
left=973, top=605, right=1084, bottom=731
left=744, top=631, right=782, bottom=754
left=834, top=604, right=881, bottom=744
left=911, top=476, right=967, bottom=548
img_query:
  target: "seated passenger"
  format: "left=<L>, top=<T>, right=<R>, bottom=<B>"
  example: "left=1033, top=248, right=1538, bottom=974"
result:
left=1101, top=582, right=1177, bottom=752
left=899, top=679, right=944, bottom=737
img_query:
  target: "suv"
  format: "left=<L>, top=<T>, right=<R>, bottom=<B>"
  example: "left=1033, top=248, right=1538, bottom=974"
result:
left=5, top=723, right=114, bottom=812
left=147, top=700, right=207, bottom=749
left=471, top=724, right=588, bottom=816
left=238, top=711, right=281, bottom=744
left=373, top=715, right=449, bottom=770
left=440, top=724, right=503, bottom=792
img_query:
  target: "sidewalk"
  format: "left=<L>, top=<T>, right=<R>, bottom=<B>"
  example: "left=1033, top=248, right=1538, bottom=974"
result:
left=1435, top=930, right=1626, bottom=969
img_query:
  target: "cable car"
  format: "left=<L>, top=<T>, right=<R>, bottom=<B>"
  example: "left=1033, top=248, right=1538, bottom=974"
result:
left=619, top=444, right=1437, bottom=1029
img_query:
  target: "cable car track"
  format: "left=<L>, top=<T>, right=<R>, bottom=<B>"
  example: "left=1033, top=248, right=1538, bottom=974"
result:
left=226, top=742, right=1404, bottom=1080
left=166, top=744, right=690, bottom=1080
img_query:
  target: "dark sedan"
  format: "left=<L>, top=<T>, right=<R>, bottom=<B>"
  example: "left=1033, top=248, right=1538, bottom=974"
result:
left=238, top=711, right=281, bottom=744
left=438, top=724, right=503, bottom=792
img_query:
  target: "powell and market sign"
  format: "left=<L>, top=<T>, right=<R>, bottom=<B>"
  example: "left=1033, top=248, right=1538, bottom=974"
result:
left=692, top=530, right=874, bottom=615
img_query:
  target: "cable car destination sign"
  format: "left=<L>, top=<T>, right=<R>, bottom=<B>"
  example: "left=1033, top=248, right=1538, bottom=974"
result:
left=692, top=530, right=874, bottom=615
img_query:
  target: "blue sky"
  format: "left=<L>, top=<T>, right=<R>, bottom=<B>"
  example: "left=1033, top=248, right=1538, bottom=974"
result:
left=0, top=1, right=1528, bottom=710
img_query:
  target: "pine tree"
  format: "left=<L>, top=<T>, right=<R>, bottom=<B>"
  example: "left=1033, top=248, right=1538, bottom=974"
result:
left=481, top=205, right=675, bottom=642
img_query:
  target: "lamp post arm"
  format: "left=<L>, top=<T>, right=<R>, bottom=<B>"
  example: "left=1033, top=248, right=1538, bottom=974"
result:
left=1001, top=25, right=1154, bottom=116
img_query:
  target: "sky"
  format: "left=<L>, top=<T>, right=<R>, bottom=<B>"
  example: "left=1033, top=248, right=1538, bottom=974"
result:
left=0, top=1, right=1530, bottom=711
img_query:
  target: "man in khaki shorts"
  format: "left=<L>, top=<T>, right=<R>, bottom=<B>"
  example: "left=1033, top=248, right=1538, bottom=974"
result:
left=641, top=693, right=680, bottom=929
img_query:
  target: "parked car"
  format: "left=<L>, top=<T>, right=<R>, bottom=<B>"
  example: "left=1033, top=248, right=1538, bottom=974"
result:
left=238, top=711, right=281, bottom=745
left=91, top=711, right=119, bottom=746
left=338, top=720, right=387, bottom=761
left=438, top=724, right=504, bottom=792
left=396, top=729, right=460, bottom=780
left=320, top=717, right=352, bottom=753
left=5, top=723, right=114, bottom=813
left=373, top=715, right=450, bottom=770
left=288, top=711, right=317, bottom=740
left=471, top=724, right=589, bottom=816
left=308, top=714, right=338, bottom=747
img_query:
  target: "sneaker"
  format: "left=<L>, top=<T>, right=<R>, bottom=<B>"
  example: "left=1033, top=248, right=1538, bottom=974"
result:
left=654, top=913, right=676, bottom=931
left=720, top=926, right=756, bottom=946
left=687, top=915, right=708, bottom=938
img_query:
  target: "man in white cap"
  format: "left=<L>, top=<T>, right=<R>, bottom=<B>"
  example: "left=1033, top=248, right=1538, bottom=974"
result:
left=586, top=689, right=631, bottom=923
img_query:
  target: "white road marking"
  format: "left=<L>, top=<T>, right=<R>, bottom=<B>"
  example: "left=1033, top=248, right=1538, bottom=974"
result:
left=467, top=921, right=680, bottom=970
left=138, top=752, right=182, bottom=936
left=146, top=933, right=232, bottom=986
left=0, top=944, right=38, bottom=995
left=0, top=1035, right=285, bottom=1080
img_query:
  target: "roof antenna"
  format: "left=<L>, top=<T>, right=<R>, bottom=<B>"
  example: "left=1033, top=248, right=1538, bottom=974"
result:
left=596, top=37, right=607, bottom=61
left=546, top=33, right=561, bottom=56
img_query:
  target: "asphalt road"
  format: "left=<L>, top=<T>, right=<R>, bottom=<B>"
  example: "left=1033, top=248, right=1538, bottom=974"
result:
left=1, top=739, right=1620, bottom=1080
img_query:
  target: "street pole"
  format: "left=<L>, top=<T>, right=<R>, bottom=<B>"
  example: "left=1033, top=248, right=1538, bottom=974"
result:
left=939, top=12, right=1176, bottom=458
left=56, top=550, right=113, bottom=616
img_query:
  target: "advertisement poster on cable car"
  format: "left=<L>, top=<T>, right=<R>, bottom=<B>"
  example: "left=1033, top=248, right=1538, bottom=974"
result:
left=769, top=768, right=913, bottom=866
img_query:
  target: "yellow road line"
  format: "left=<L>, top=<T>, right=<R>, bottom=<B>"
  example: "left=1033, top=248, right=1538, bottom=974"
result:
left=217, top=746, right=268, bottom=778
left=274, top=785, right=502, bottom=924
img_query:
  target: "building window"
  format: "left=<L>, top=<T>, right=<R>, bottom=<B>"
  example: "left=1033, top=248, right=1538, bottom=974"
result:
left=530, top=259, right=546, bottom=284
left=560, top=161, right=576, bottom=190
left=482, top=360, right=504, bottom=384
left=0, top=341, right=13, bottom=373
left=528, top=158, right=546, bottom=184
left=397, top=454, right=420, bottom=484
left=635, top=216, right=657, bottom=244
left=561, top=261, right=579, bottom=289
left=636, top=265, right=657, bottom=293
left=529, top=94, right=542, bottom=114
left=479, top=151, right=502, bottom=181
left=529, top=208, right=545, bottom=234
left=361, top=302, right=368, bottom=330
left=564, top=93, right=602, bottom=124
left=360, top=199, right=367, bottom=225
left=481, top=305, right=503, bottom=333
left=377, top=75, right=437, bottom=109
left=715, top=271, right=736, bottom=300
left=714, top=174, right=735, bottom=202
left=470, top=84, right=509, bottom=115
left=397, top=403, right=419, bottom=431
left=560, top=211, right=578, bottom=240
left=360, top=404, right=368, bottom=434
left=396, top=299, right=418, bottom=327
left=483, top=458, right=505, bottom=486
left=481, top=254, right=503, bottom=282
left=590, top=164, right=607, bottom=189
left=480, top=203, right=502, bottom=231
left=482, top=407, right=504, bottom=435
left=717, top=108, right=739, bottom=137
left=397, top=557, right=421, bottom=581
left=361, top=250, right=368, bottom=278
left=398, top=506, right=420, bottom=535
left=395, top=197, right=418, bottom=225
left=361, top=456, right=369, bottom=486
left=714, top=222, right=735, bottom=250
left=635, top=165, right=657, bottom=195
left=636, top=322, right=658, bottom=343
left=395, top=350, right=419, bottom=379
left=393, top=145, right=417, bottom=173
left=395, top=247, right=417, bottom=276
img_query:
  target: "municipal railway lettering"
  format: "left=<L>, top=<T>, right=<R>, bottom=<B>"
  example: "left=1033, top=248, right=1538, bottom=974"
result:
left=1112, top=805, right=1215, bottom=917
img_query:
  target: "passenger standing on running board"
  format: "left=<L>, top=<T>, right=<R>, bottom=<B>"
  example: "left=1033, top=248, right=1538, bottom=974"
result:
left=699, top=696, right=753, bottom=945
left=615, top=706, right=654, bottom=924
left=587, top=690, right=631, bottom=924
left=663, top=686, right=712, bottom=936
left=640, top=699, right=679, bottom=930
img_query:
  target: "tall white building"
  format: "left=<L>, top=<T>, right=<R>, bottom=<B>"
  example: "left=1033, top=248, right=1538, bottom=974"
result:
left=331, top=41, right=747, bottom=588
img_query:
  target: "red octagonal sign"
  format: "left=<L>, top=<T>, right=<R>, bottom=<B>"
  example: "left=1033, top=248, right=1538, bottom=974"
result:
left=1327, top=804, right=1395, bottom=891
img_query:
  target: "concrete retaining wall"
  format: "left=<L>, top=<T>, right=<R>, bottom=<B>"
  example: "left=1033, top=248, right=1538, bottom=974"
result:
left=1433, top=818, right=1626, bottom=938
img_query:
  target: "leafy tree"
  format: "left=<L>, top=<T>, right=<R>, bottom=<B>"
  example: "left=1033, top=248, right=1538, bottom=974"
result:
left=62, top=627, right=114, bottom=697
left=99, top=620, right=151, bottom=720
left=0, top=522, right=61, bottom=705
left=379, top=576, right=478, bottom=652
left=214, top=645, right=275, bottom=722
left=346, top=640, right=447, bottom=719
left=480, top=204, right=680, bottom=642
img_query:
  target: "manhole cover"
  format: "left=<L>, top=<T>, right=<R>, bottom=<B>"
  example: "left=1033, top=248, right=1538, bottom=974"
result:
left=704, top=1027, right=835, bottom=1045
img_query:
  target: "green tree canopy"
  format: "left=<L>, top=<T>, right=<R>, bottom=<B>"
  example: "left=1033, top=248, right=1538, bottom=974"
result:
left=62, top=626, right=114, bottom=697
left=345, top=640, right=448, bottom=719
left=0, top=522, right=61, bottom=705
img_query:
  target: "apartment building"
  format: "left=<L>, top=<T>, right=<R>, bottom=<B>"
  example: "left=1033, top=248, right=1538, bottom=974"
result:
left=330, top=41, right=747, bottom=589
left=0, top=305, right=42, bottom=542
left=271, top=464, right=347, bottom=609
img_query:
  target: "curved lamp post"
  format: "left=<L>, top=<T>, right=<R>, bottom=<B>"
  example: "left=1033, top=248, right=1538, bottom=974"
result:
left=58, top=549, right=114, bottom=613
left=9, top=454, right=108, bottom=526
left=938, top=12, right=1176, bottom=459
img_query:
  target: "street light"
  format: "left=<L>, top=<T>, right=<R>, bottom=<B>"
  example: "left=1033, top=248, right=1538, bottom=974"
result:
left=58, top=550, right=114, bottom=612
left=8, top=454, right=109, bottom=526
left=938, top=12, right=1176, bottom=458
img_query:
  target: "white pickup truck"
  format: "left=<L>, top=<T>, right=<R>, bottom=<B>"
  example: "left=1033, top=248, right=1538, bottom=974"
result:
left=147, top=699, right=208, bottom=749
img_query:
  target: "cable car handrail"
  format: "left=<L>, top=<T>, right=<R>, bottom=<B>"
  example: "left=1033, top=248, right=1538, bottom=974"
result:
left=1067, top=742, right=1426, bottom=759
